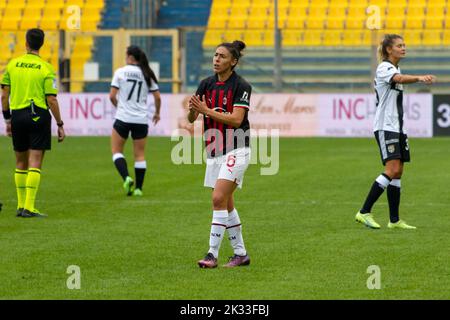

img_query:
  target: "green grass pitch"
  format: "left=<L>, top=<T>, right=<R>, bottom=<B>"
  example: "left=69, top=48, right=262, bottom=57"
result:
left=0, top=136, right=449, bottom=299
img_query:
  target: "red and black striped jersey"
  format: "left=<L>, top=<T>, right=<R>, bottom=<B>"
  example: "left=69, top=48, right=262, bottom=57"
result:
left=195, top=72, right=252, bottom=158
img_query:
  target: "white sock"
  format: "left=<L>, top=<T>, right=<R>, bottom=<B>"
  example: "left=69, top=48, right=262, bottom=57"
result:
left=208, top=210, right=228, bottom=258
left=227, top=208, right=247, bottom=256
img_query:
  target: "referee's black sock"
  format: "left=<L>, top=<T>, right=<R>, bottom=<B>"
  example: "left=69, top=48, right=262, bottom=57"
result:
left=360, top=173, right=392, bottom=213
left=387, top=179, right=401, bottom=223
left=113, top=153, right=129, bottom=181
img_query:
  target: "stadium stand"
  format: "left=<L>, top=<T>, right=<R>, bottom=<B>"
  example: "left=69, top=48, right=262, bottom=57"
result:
left=0, top=0, right=105, bottom=92
left=149, top=0, right=211, bottom=92
left=198, top=0, right=450, bottom=93
left=84, top=0, right=130, bottom=92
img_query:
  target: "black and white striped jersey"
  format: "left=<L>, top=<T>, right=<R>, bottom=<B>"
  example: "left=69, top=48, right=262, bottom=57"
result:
left=373, top=60, right=404, bottom=133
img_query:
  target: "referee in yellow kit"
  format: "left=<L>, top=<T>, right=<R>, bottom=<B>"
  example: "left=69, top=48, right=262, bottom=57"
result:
left=1, top=28, right=65, bottom=218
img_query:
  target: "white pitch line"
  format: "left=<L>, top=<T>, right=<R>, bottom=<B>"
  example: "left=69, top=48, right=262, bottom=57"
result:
left=1, top=199, right=448, bottom=207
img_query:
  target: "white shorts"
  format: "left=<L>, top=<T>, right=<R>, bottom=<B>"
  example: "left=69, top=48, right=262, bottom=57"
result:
left=204, top=147, right=251, bottom=189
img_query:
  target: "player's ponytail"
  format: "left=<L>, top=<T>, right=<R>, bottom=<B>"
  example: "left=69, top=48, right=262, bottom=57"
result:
left=217, top=40, right=246, bottom=70
left=126, top=45, right=158, bottom=88
left=378, top=34, right=403, bottom=63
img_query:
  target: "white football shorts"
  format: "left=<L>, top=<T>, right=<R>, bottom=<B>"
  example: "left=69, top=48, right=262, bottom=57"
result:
left=204, top=147, right=251, bottom=189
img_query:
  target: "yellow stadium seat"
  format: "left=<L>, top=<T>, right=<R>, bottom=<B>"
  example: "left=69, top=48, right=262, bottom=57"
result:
left=227, top=16, right=248, bottom=29
left=40, top=19, right=60, bottom=31
left=305, top=17, right=325, bottom=29
left=0, top=51, right=12, bottom=61
left=1, top=19, right=20, bottom=30
left=309, top=0, right=329, bottom=8
left=85, top=1, right=104, bottom=10
left=203, top=29, right=223, bottom=47
left=242, top=30, right=263, bottom=47
left=210, top=1, right=229, bottom=12
left=282, top=30, right=301, bottom=46
left=328, top=7, right=347, bottom=17
left=347, top=7, right=367, bottom=21
left=346, top=17, right=365, bottom=29
left=261, top=30, right=274, bottom=46
left=285, top=16, right=306, bottom=29
left=405, top=17, right=424, bottom=29
left=308, top=7, right=328, bottom=18
left=81, top=19, right=99, bottom=31
left=6, top=0, right=26, bottom=9
left=66, top=0, right=86, bottom=8
left=407, top=6, right=425, bottom=17
left=19, top=19, right=41, bottom=31
left=424, top=16, right=444, bottom=29
left=403, top=30, right=422, bottom=46
left=47, top=0, right=66, bottom=9
left=43, top=7, right=63, bottom=17
left=329, top=0, right=349, bottom=9
left=277, top=1, right=291, bottom=11
left=422, top=31, right=442, bottom=46
left=361, top=30, right=380, bottom=46
left=229, top=7, right=248, bottom=17
left=386, top=4, right=407, bottom=15
left=444, top=16, right=450, bottom=29
left=442, top=30, right=450, bottom=45
left=26, top=1, right=45, bottom=10
left=426, top=6, right=446, bottom=17
left=208, top=16, right=228, bottom=29
left=0, top=0, right=6, bottom=9
left=349, top=0, right=367, bottom=5
left=342, top=30, right=362, bottom=46
left=384, top=16, right=405, bottom=29
left=247, top=17, right=267, bottom=29
left=390, top=0, right=407, bottom=6
left=223, top=30, right=244, bottom=43
left=83, top=7, right=102, bottom=18
left=301, top=30, right=323, bottom=46
left=4, top=7, right=23, bottom=17
left=248, top=7, right=269, bottom=17
left=23, top=7, right=42, bottom=18
left=266, top=18, right=288, bottom=29
left=408, top=0, right=427, bottom=6
left=323, top=30, right=342, bottom=46
left=288, top=7, right=308, bottom=18
left=327, top=17, right=346, bottom=29
left=367, top=0, right=387, bottom=7
left=290, top=0, right=309, bottom=9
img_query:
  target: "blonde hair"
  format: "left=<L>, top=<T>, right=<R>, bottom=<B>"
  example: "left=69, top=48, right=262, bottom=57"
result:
left=377, top=34, right=403, bottom=63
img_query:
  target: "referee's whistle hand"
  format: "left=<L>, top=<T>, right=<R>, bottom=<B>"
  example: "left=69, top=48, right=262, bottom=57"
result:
left=57, top=127, right=65, bottom=143
left=6, top=123, right=12, bottom=137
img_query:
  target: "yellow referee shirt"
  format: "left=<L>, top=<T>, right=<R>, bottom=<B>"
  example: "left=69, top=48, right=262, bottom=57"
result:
left=1, top=53, right=58, bottom=110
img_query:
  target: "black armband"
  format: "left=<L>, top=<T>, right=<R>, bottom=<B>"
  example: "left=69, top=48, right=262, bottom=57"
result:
left=2, top=110, right=11, bottom=121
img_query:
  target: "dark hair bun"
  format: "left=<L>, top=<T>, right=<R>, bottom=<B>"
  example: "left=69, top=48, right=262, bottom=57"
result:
left=232, top=40, right=246, bottom=52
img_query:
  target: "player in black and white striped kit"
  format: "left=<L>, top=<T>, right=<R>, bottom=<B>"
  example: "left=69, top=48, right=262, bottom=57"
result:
left=355, top=34, right=436, bottom=230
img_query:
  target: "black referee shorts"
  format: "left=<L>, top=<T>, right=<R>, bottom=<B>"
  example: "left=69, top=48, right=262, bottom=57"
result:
left=375, top=130, right=410, bottom=165
left=11, top=107, right=52, bottom=152
left=113, top=119, right=148, bottom=140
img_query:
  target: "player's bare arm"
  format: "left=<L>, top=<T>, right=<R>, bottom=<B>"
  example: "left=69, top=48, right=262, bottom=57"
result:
left=109, top=87, right=119, bottom=107
left=152, top=90, right=161, bottom=125
left=1, top=85, right=12, bottom=137
left=46, top=95, right=65, bottom=142
left=392, top=74, right=436, bottom=84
